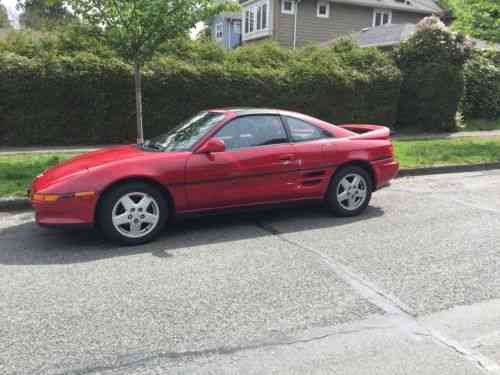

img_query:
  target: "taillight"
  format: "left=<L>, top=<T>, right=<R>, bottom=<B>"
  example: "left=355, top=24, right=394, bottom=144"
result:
left=389, top=144, right=394, bottom=157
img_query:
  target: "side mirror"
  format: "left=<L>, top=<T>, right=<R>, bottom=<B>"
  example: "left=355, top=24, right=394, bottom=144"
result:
left=197, top=137, right=226, bottom=154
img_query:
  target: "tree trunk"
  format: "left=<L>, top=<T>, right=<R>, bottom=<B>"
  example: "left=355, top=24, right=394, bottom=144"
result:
left=134, top=62, right=144, bottom=144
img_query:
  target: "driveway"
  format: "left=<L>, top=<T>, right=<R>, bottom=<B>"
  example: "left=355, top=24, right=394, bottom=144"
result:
left=1, top=170, right=500, bottom=374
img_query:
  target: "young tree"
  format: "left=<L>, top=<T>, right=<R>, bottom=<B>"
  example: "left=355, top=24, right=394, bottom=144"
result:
left=0, top=4, right=11, bottom=28
left=18, top=0, right=74, bottom=29
left=439, top=0, right=500, bottom=43
left=68, top=0, right=236, bottom=143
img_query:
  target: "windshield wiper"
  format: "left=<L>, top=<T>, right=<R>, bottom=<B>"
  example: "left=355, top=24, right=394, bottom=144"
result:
left=140, top=141, right=165, bottom=151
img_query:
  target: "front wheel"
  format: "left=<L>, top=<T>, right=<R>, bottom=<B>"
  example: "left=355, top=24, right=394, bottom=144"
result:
left=98, top=182, right=168, bottom=245
left=326, top=166, right=372, bottom=217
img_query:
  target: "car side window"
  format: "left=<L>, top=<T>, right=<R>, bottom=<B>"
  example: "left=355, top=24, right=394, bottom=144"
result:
left=216, top=115, right=289, bottom=151
left=285, top=116, right=332, bottom=142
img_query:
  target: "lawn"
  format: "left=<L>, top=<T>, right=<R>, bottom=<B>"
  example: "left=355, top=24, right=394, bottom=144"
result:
left=0, top=153, right=74, bottom=197
left=394, top=137, right=500, bottom=168
left=1, top=137, right=500, bottom=197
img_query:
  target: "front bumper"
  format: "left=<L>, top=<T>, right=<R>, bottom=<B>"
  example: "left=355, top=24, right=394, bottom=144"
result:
left=31, top=195, right=98, bottom=226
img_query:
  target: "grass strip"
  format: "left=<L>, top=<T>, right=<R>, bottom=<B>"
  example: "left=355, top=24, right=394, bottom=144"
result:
left=1, top=137, right=500, bottom=197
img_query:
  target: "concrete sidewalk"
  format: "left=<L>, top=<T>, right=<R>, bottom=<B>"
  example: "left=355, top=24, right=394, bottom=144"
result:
left=394, top=129, right=500, bottom=140
left=1, top=129, right=499, bottom=156
left=0, top=145, right=114, bottom=156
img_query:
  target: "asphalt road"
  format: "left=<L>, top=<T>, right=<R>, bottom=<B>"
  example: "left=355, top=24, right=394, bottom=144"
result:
left=1, top=170, right=500, bottom=375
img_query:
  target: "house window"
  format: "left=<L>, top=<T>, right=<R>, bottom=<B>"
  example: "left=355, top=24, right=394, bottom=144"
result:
left=282, top=0, right=295, bottom=15
left=233, top=20, right=241, bottom=35
left=245, top=11, right=250, bottom=33
left=249, top=11, right=254, bottom=32
left=262, top=4, right=267, bottom=29
left=215, top=23, right=223, bottom=40
left=317, top=1, right=329, bottom=18
left=243, top=0, right=270, bottom=38
left=373, top=9, right=392, bottom=27
left=257, top=6, right=262, bottom=30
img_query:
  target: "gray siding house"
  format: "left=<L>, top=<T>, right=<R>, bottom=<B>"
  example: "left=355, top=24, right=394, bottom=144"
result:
left=239, top=0, right=442, bottom=48
left=333, top=22, right=500, bottom=49
left=208, top=12, right=242, bottom=50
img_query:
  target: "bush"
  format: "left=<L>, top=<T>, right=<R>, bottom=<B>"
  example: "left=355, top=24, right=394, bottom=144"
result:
left=290, top=41, right=401, bottom=124
left=395, top=16, right=472, bottom=132
left=0, top=41, right=401, bottom=146
left=0, top=52, right=135, bottom=145
left=153, top=36, right=225, bottom=65
left=0, top=24, right=116, bottom=60
left=225, top=40, right=293, bottom=69
left=462, top=49, right=500, bottom=119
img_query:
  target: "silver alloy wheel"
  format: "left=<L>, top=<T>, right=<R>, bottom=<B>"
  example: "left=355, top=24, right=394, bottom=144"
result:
left=111, top=192, right=160, bottom=239
left=336, top=173, right=368, bottom=211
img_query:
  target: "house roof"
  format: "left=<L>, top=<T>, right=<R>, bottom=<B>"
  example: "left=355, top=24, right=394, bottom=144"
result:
left=219, top=11, right=242, bottom=20
left=321, top=23, right=500, bottom=50
left=239, top=0, right=442, bottom=13
left=331, top=0, right=442, bottom=15
left=472, top=38, right=500, bottom=50
left=352, top=23, right=417, bottom=48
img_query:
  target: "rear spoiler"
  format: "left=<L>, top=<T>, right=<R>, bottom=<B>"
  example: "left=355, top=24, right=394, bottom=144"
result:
left=338, top=124, right=394, bottom=140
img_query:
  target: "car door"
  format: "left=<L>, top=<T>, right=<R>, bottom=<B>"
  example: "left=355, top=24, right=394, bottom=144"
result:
left=282, top=115, right=334, bottom=198
left=185, top=115, right=299, bottom=210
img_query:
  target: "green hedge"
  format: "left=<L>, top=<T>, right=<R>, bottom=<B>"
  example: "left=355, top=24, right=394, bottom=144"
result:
left=0, top=41, right=401, bottom=146
left=462, top=50, right=500, bottom=119
left=395, top=17, right=471, bottom=132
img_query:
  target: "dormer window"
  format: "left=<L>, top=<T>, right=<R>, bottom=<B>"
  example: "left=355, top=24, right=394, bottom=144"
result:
left=215, top=23, right=223, bottom=40
left=373, top=9, right=392, bottom=27
left=282, top=0, right=295, bottom=15
left=317, top=2, right=330, bottom=18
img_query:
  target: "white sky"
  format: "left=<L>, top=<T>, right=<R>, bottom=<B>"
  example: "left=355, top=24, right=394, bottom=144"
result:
left=1, top=0, right=19, bottom=25
left=0, top=0, right=202, bottom=38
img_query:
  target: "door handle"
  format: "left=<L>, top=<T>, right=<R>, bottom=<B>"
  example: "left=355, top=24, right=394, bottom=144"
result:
left=278, top=154, right=299, bottom=166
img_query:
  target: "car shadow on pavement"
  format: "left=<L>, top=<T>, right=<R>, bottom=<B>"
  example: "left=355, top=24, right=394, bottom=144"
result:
left=0, top=204, right=384, bottom=266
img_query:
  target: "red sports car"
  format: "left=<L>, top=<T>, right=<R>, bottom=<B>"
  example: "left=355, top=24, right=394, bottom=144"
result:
left=30, top=108, right=399, bottom=244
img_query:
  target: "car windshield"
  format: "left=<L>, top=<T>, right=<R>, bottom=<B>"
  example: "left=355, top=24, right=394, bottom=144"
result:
left=143, top=111, right=226, bottom=151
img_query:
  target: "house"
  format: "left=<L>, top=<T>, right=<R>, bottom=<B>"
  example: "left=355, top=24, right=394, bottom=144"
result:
left=238, top=0, right=443, bottom=48
left=208, top=12, right=242, bottom=50
left=321, top=22, right=500, bottom=49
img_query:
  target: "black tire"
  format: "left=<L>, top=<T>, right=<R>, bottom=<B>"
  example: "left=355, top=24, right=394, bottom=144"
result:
left=326, top=166, right=372, bottom=217
left=97, top=181, right=169, bottom=245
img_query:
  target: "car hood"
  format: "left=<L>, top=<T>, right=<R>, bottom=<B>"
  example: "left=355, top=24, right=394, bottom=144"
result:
left=33, top=145, right=162, bottom=193
left=42, top=145, right=144, bottom=180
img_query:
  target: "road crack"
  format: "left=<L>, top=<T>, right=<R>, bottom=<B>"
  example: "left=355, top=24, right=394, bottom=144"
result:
left=48, top=326, right=388, bottom=375
left=255, top=220, right=500, bottom=375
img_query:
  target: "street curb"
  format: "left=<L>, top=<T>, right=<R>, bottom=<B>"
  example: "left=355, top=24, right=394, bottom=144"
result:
left=0, top=197, right=31, bottom=212
left=398, top=162, right=500, bottom=177
left=1, top=162, right=499, bottom=212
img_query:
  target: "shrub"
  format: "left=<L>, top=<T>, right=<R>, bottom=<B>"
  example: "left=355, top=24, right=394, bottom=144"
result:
left=395, top=16, right=472, bottom=132
left=0, top=24, right=117, bottom=60
left=153, top=36, right=225, bottom=65
left=291, top=41, right=401, bottom=124
left=0, top=41, right=401, bottom=146
left=225, top=40, right=293, bottom=69
left=0, top=52, right=135, bottom=145
left=462, top=49, right=500, bottom=119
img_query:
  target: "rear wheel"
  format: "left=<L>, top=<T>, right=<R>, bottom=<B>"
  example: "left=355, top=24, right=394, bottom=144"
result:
left=98, top=182, right=168, bottom=245
left=326, top=166, right=372, bottom=217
